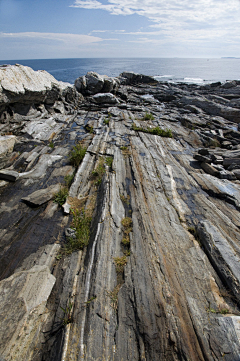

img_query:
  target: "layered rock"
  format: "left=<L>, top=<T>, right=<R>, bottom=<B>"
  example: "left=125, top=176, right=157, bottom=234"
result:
left=1, top=66, right=240, bottom=360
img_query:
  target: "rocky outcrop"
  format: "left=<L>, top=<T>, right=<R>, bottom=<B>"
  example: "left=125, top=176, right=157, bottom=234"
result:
left=1, top=66, right=240, bottom=360
left=75, top=71, right=120, bottom=95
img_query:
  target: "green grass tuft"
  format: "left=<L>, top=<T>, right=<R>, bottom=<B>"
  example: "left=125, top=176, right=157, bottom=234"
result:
left=132, top=124, right=173, bottom=138
left=53, top=186, right=69, bottom=206
left=143, top=112, right=154, bottom=121
left=69, top=143, right=87, bottom=167
left=65, top=208, right=92, bottom=254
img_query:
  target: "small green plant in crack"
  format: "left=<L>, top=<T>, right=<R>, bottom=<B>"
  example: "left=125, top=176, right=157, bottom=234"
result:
left=124, top=249, right=131, bottom=256
left=64, top=173, right=75, bottom=188
left=120, top=146, right=131, bottom=156
left=103, top=113, right=111, bottom=125
left=207, top=303, right=231, bottom=315
left=69, top=143, right=87, bottom=167
left=85, top=124, right=94, bottom=134
left=92, top=157, right=105, bottom=186
left=132, top=124, right=173, bottom=138
left=60, top=299, right=73, bottom=326
left=121, top=217, right=132, bottom=229
left=105, top=156, right=113, bottom=168
left=64, top=208, right=92, bottom=254
left=143, top=112, right=154, bottom=121
left=85, top=296, right=97, bottom=306
left=114, top=256, right=127, bottom=273
left=121, top=217, right=132, bottom=248
left=53, top=186, right=69, bottom=206
left=49, top=141, right=54, bottom=149
left=120, top=194, right=130, bottom=206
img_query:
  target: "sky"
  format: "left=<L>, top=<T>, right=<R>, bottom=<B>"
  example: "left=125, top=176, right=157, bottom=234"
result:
left=0, top=0, right=240, bottom=60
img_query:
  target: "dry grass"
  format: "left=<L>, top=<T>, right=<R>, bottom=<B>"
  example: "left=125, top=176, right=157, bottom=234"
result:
left=114, top=256, right=127, bottom=273
left=107, top=284, right=121, bottom=310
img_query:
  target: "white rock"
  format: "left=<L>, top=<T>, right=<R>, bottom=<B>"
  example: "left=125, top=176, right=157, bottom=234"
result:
left=0, top=135, right=16, bottom=157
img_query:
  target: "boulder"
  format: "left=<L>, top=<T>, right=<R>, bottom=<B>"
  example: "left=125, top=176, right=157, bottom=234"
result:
left=119, top=71, right=157, bottom=85
left=92, top=93, right=120, bottom=104
left=0, top=64, right=73, bottom=112
left=0, top=135, right=16, bottom=157
left=74, top=72, right=119, bottom=96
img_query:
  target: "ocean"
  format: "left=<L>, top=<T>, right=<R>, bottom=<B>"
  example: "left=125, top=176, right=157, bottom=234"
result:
left=0, top=58, right=240, bottom=85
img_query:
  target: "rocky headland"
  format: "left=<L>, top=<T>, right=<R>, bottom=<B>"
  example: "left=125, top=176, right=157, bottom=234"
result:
left=1, top=64, right=240, bottom=360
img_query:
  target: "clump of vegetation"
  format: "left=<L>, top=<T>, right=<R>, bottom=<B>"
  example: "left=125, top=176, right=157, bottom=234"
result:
left=143, top=112, right=154, bottom=121
left=85, top=124, right=94, bottom=134
left=53, top=186, right=69, bottom=206
left=105, top=156, right=113, bottom=168
left=69, top=143, right=87, bottom=167
left=103, top=113, right=111, bottom=125
left=65, top=208, right=92, bottom=254
left=60, top=299, right=73, bottom=326
left=132, top=124, right=173, bottom=138
left=92, top=157, right=105, bottom=186
left=49, top=141, right=54, bottom=149
left=64, top=173, right=75, bottom=188
left=120, top=194, right=130, bottom=206
left=207, top=306, right=230, bottom=315
left=114, top=256, right=127, bottom=273
left=120, top=145, right=131, bottom=156
left=107, top=284, right=121, bottom=310
left=121, top=217, right=132, bottom=229
left=121, top=217, right=133, bottom=247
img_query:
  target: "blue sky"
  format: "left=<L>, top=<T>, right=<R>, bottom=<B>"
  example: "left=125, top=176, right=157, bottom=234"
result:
left=0, top=0, right=239, bottom=60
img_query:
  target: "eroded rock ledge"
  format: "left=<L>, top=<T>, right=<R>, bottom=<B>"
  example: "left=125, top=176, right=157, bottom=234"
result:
left=1, top=65, right=240, bottom=360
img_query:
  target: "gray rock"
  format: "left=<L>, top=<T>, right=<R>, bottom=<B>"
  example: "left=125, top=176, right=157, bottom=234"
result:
left=65, top=227, right=76, bottom=239
left=92, top=93, right=120, bottom=104
left=219, top=170, right=236, bottom=180
left=179, top=95, right=240, bottom=123
left=85, top=72, right=104, bottom=94
left=0, top=64, right=73, bottom=112
left=233, top=169, right=240, bottom=179
left=0, top=265, right=55, bottom=360
left=193, top=153, right=211, bottom=163
left=197, top=220, right=240, bottom=302
left=0, top=169, right=19, bottom=181
left=22, top=184, right=61, bottom=207
left=211, top=154, right=223, bottom=164
left=222, top=140, right=233, bottom=149
left=0, top=135, right=16, bottom=157
left=201, top=162, right=219, bottom=176
left=223, top=157, right=240, bottom=167
left=120, top=71, right=157, bottom=85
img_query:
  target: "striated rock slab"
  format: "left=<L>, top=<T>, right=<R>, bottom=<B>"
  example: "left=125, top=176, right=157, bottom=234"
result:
left=22, top=184, right=61, bottom=207
left=0, top=265, right=55, bottom=361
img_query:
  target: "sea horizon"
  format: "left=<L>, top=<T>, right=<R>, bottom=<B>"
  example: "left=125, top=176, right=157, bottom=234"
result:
left=1, top=57, right=240, bottom=85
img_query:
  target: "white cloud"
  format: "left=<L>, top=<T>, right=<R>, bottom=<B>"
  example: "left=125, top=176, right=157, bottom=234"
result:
left=0, top=32, right=102, bottom=45
left=71, top=0, right=240, bottom=44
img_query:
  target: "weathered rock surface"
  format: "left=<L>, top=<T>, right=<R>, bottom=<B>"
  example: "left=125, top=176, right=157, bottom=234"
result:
left=75, top=71, right=119, bottom=95
left=1, top=65, right=240, bottom=360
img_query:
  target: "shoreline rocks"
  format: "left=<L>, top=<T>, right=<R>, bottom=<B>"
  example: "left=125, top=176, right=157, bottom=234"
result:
left=1, top=65, right=240, bottom=360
